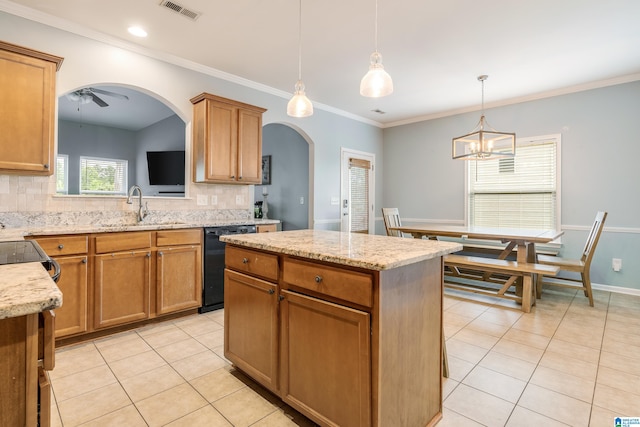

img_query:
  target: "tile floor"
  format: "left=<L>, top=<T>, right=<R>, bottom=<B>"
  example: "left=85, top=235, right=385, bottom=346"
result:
left=49, top=287, right=640, bottom=426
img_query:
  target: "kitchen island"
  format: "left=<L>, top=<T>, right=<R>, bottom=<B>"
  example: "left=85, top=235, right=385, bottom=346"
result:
left=220, top=230, right=461, bottom=427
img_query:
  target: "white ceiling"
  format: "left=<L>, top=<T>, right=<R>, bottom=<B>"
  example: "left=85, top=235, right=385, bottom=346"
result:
left=4, top=0, right=640, bottom=127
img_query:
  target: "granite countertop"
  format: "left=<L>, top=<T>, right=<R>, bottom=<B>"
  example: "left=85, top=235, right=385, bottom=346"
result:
left=0, top=262, right=62, bottom=320
left=220, top=229, right=462, bottom=270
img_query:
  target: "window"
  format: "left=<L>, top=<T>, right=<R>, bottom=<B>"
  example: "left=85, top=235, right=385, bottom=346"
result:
left=467, top=134, right=560, bottom=230
left=349, top=157, right=371, bottom=234
left=56, top=154, right=68, bottom=194
left=80, top=156, right=128, bottom=195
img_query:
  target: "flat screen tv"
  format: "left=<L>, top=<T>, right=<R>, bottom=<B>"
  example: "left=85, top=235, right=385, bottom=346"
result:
left=146, top=151, right=185, bottom=185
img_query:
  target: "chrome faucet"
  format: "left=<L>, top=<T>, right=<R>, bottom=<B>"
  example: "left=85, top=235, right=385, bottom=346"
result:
left=126, top=185, right=149, bottom=222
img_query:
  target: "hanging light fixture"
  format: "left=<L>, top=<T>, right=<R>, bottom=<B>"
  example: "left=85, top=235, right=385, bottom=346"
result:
left=360, top=0, right=393, bottom=97
left=452, top=75, right=515, bottom=160
left=287, top=0, right=313, bottom=117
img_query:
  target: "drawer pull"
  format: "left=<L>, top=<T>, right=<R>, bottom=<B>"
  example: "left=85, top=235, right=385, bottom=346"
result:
left=158, top=251, right=163, bottom=257
left=315, top=275, right=323, bottom=283
left=81, top=258, right=87, bottom=264
left=58, top=244, right=64, bottom=249
left=242, top=257, right=249, bottom=264
left=268, top=289, right=275, bottom=295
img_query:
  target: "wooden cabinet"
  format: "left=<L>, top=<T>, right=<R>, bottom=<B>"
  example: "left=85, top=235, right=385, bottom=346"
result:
left=94, top=232, right=152, bottom=329
left=0, top=311, right=55, bottom=426
left=156, top=229, right=202, bottom=315
left=0, top=41, right=63, bottom=175
left=224, top=270, right=279, bottom=392
left=33, top=236, right=89, bottom=338
left=191, top=93, right=266, bottom=184
left=256, top=223, right=278, bottom=233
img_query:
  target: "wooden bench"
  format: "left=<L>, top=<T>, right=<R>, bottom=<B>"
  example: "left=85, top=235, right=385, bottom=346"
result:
left=443, top=254, right=560, bottom=313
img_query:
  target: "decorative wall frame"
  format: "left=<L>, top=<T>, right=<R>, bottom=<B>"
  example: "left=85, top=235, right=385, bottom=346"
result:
left=262, top=155, right=271, bottom=185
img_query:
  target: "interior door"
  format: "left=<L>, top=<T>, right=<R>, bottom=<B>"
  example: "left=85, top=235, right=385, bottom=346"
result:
left=340, top=148, right=375, bottom=233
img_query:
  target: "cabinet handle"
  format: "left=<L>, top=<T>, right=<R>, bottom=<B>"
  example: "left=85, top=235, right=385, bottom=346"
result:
left=44, top=163, right=49, bottom=169
left=146, top=252, right=151, bottom=257
left=230, top=175, right=235, bottom=179
left=242, top=257, right=249, bottom=264
left=279, top=295, right=285, bottom=301
left=58, top=244, right=64, bottom=249
left=158, top=251, right=163, bottom=257
left=238, top=176, right=243, bottom=180
left=315, top=275, right=322, bottom=283
left=268, top=289, right=275, bottom=295
left=81, top=258, right=87, bottom=264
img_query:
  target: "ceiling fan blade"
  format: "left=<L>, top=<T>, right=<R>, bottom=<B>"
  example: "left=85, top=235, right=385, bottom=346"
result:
left=89, top=87, right=129, bottom=101
left=90, top=93, right=109, bottom=107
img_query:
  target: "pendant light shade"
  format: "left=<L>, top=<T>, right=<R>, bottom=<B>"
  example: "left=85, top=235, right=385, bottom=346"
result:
left=452, top=75, right=515, bottom=160
left=287, top=0, right=313, bottom=117
left=360, top=0, right=393, bottom=98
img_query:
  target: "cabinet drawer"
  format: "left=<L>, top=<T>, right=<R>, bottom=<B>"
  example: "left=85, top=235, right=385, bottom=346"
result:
left=226, top=245, right=278, bottom=281
left=257, top=224, right=277, bottom=233
left=283, top=258, right=373, bottom=308
left=34, top=235, right=88, bottom=256
left=156, top=229, right=202, bottom=246
left=95, top=231, right=152, bottom=254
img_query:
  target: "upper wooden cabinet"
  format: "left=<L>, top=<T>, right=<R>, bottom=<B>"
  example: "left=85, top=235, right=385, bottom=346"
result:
left=0, top=41, right=63, bottom=175
left=191, top=93, right=266, bottom=184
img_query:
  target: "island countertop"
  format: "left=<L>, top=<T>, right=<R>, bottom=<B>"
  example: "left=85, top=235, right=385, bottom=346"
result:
left=0, top=262, right=62, bottom=320
left=220, top=229, right=462, bottom=270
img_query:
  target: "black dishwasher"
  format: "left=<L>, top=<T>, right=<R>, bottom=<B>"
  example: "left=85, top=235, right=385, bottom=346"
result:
left=200, top=225, right=256, bottom=313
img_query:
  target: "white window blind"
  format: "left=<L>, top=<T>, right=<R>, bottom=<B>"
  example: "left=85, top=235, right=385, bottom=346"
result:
left=80, top=156, right=128, bottom=195
left=468, top=135, right=559, bottom=229
left=56, top=154, right=68, bottom=194
left=349, top=158, right=371, bottom=234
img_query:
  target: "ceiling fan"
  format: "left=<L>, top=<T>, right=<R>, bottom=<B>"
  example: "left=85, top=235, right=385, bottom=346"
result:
left=65, top=87, right=129, bottom=107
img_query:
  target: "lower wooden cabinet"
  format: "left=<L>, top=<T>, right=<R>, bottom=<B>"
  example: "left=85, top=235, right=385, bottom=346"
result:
left=224, top=269, right=279, bottom=392
left=51, top=255, right=88, bottom=337
left=94, top=250, right=151, bottom=329
left=157, top=245, right=202, bottom=314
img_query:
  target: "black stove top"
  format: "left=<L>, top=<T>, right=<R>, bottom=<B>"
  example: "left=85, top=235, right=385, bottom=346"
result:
left=0, top=240, right=51, bottom=265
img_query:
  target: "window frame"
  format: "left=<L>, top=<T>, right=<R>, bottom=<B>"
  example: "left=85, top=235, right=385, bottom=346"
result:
left=79, top=155, right=129, bottom=195
left=55, top=154, right=69, bottom=195
left=464, top=133, right=562, bottom=232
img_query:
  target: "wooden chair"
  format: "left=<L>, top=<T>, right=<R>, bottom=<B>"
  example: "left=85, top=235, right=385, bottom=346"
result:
left=381, top=207, right=449, bottom=377
left=382, top=208, right=403, bottom=237
left=536, top=211, right=607, bottom=306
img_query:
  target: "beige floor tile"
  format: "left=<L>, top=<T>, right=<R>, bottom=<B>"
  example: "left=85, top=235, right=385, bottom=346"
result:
left=518, top=383, right=591, bottom=426
left=502, top=328, right=551, bottom=349
left=596, top=366, right=640, bottom=397
left=511, top=315, right=560, bottom=337
left=77, top=404, right=147, bottom=427
left=442, top=377, right=459, bottom=400
left=444, top=383, right=514, bottom=426
left=174, top=315, right=223, bottom=337
left=136, top=320, right=181, bottom=337
left=603, top=326, right=640, bottom=348
left=251, top=406, right=317, bottom=427
left=213, top=386, right=280, bottom=427
left=478, top=350, right=537, bottom=382
left=604, top=316, right=640, bottom=334
left=49, top=342, right=106, bottom=380
left=93, top=329, right=139, bottom=349
left=545, top=339, right=600, bottom=364
left=446, top=354, right=476, bottom=381
left=492, top=338, right=544, bottom=364
left=529, top=366, right=595, bottom=403
left=135, top=383, right=208, bottom=426
left=120, top=364, right=186, bottom=402
left=57, top=382, right=131, bottom=427
left=466, top=317, right=511, bottom=337
left=592, top=383, right=640, bottom=416
left=476, top=306, right=523, bottom=326
left=190, top=366, right=249, bottom=402
left=608, top=293, right=640, bottom=309
left=506, top=406, right=570, bottom=426
left=437, top=407, right=485, bottom=426
left=195, top=328, right=225, bottom=349
left=171, top=349, right=229, bottom=380
left=553, top=323, right=604, bottom=350
left=462, top=365, right=527, bottom=403
left=108, top=349, right=167, bottom=380
left=599, top=351, right=640, bottom=376
left=443, top=323, right=464, bottom=339
left=51, top=364, right=117, bottom=402
left=445, top=300, right=488, bottom=318
left=589, top=405, right=625, bottom=426
left=453, top=327, right=500, bottom=349
left=97, top=335, right=152, bottom=363
left=165, top=404, right=232, bottom=426
left=446, top=338, right=489, bottom=364
left=155, top=337, right=208, bottom=362
left=607, top=307, right=640, bottom=326
left=205, top=308, right=225, bottom=325
left=142, top=327, right=192, bottom=349
left=538, top=350, right=598, bottom=381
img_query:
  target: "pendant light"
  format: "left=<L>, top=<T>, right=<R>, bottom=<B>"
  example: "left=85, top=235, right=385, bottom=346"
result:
left=287, top=0, right=313, bottom=117
left=452, top=75, right=515, bottom=160
left=360, top=0, right=393, bottom=98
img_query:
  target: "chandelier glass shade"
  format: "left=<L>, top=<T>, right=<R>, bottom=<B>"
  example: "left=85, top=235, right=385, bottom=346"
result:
left=287, top=0, right=313, bottom=117
left=360, top=0, right=393, bottom=97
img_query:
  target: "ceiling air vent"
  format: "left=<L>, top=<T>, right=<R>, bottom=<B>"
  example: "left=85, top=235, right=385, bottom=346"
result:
left=159, top=0, right=201, bottom=21
left=371, top=109, right=386, bottom=114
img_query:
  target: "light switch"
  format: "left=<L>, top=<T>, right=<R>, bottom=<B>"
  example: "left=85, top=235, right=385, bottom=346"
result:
left=300, top=196, right=304, bottom=205
left=210, top=195, right=218, bottom=205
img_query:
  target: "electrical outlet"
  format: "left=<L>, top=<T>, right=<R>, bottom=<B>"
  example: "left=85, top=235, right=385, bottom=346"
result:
left=210, top=195, right=218, bottom=205
left=300, top=196, right=304, bottom=205
left=612, top=258, right=622, bottom=272
left=196, top=194, right=208, bottom=206
left=236, top=195, right=243, bottom=205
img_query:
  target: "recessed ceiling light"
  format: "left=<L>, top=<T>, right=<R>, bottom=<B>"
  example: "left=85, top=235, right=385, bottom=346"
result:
left=128, top=26, right=148, bottom=38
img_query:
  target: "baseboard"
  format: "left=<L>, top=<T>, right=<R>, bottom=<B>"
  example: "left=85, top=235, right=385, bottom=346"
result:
left=592, top=282, right=640, bottom=297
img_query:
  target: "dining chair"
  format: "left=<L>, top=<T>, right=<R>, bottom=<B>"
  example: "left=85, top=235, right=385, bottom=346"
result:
left=382, top=208, right=403, bottom=237
left=536, top=211, right=607, bottom=306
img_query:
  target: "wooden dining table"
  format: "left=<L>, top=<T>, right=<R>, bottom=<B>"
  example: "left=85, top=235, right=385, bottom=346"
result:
left=388, top=225, right=563, bottom=263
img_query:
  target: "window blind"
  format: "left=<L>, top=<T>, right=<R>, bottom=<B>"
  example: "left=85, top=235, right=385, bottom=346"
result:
left=56, top=154, right=68, bottom=194
left=349, top=158, right=371, bottom=234
left=468, top=136, right=558, bottom=229
left=80, top=156, right=128, bottom=195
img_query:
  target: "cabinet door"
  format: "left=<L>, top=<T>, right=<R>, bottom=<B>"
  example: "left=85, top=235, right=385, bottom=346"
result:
left=224, top=270, right=278, bottom=392
left=0, top=46, right=58, bottom=175
left=236, top=108, right=262, bottom=183
left=205, top=100, right=237, bottom=182
left=280, top=290, right=371, bottom=427
left=52, top=255, right=88, bottom=337
left=94, top=250, right=151, bottom=329
left=157, top=245, right=202, bottom=315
